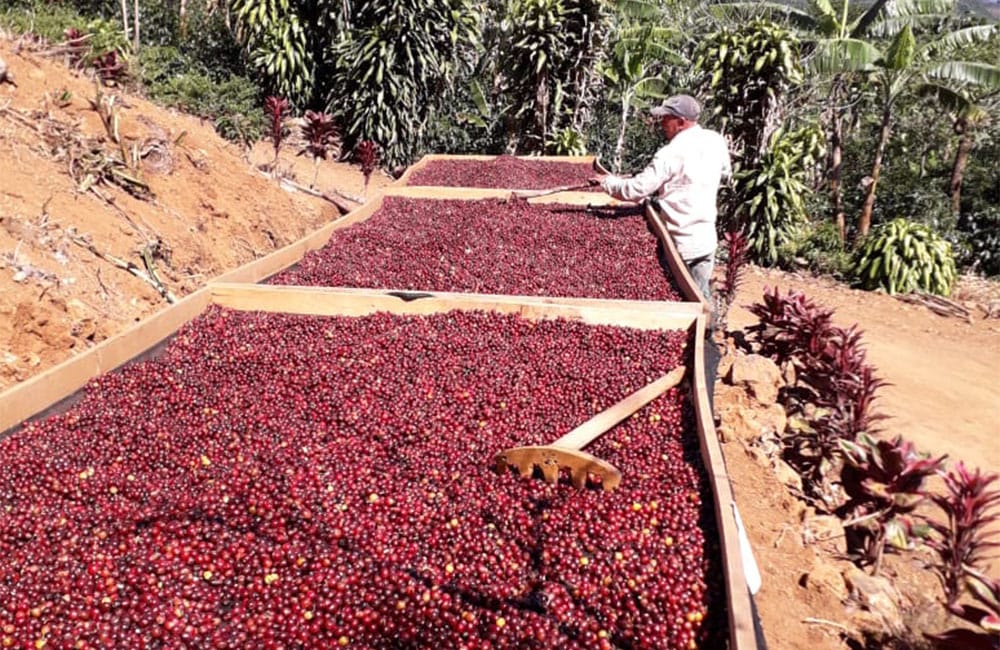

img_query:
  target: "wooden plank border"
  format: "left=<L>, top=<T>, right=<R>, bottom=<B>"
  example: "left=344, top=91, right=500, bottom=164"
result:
left=0, top=164, right=757, bottom=648
left=208, top=283, right=702, bottom=330
left=644, top=202, right=712, bottom=312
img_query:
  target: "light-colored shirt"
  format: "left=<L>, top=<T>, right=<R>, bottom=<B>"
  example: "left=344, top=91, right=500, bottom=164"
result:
left=601, top=125, right=732, bottom=261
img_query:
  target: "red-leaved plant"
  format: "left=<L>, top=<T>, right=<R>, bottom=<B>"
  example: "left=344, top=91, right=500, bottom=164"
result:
left=263, top=96, right=290, bottom=166
left=837, top=434, right=946, bottom=574
left=356, top=139, right=378, bottom=197
left=297, top=111, right=341, bottom=188
left=63, top=27, right=88, bottom=68
left=926, top=569, right=1000, bottom=650
left=748, top=288, right=889, bottom=505
left=798, top=327, right=890, bottom=440
left=93, top=51, right=126, bottom=85
left=746, top=287, right=835, bottom=364
left=923, top=462, right=1000, bottom=606
left=712, top=229, right=749, bottom=334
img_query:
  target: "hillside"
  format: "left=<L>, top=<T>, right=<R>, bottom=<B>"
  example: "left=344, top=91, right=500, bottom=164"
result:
left=0, top=37, right=393, bottom=390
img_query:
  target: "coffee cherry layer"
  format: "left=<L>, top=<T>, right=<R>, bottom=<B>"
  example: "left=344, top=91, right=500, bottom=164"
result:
left=270, top=197, right=682, bottom=302
left=405, top=156, right=599, bottom=189
left=0, top=309, right=723, bottom=648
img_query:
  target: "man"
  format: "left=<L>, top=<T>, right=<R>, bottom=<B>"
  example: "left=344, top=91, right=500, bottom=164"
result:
left=592, top=94, right=731, bottom=303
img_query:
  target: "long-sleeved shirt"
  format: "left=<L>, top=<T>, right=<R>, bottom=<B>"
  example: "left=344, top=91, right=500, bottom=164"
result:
left=601, top=125, right=732, bottom=261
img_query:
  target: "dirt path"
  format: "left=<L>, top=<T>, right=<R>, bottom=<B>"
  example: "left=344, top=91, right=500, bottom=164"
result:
left=729, top=266, right=1000, bottom=473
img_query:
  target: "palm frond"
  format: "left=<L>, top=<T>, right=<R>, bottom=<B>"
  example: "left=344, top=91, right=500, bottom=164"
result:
left=868, top=14, right=950, bottom=39
left=707, top=2, right=816, bottom=30
left=633, top=77, right=668, bottom=99
left=926, top=61, right=1000, bottom=89
left=916, top=82, right=971, bottom=112
left=609, top=0, right=663, bottom=20
left=926, top=24, right=999, bottom=56
left=882, top=0, right=954, bottom=18
left=806, top=37, right=882, bottom=74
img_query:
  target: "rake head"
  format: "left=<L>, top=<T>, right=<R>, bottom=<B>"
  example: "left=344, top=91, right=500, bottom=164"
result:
left=494, top=446, right=622, bottom=491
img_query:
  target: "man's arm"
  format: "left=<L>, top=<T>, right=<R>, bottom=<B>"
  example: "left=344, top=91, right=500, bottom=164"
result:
left=593, top=149, right=678, bottom=202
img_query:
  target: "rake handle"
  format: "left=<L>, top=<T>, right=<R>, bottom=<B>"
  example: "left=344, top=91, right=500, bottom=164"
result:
left=512, top=183, right=594, bottom=199
left=550, top=365, right=686, bottom=451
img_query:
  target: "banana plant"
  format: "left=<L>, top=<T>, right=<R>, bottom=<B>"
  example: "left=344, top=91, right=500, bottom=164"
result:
left=598, top=24, right=677, bottom=171
left=596, top=0, right=682, bottom=171
left=855, top=2, right=999, bottom=238
left=852, top=217, right=957, bottom=296
left=916, top=83, right=997, bottom=216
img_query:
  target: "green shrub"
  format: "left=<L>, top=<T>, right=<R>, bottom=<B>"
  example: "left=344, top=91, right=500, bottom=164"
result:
left=955, top=206, right=1000, bottom=277
left=783, top=220, right=854, bottom=278
left=138, top=46, right=264, bottom=144
left=725, top=124, right=824, bottom=266
left=852, top=218, right=957, bottom=296
left=0, top=1, right=90, bottom=42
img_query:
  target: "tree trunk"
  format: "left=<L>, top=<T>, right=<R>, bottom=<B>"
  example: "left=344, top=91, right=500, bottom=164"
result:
left=827, top=80, right=846, bottom=244
left=949, top=117, right=971, bottom=216
left=613, top=93, right=632, bottom=173
left=858, top=102, right=892, bottom=239
left=119, top=0, right=131, bottom=44
left=180, top=0, right=188, bottom=38
left=535, top=71, right=548, bottom=154
left=133, top=0, right=140, bottom=53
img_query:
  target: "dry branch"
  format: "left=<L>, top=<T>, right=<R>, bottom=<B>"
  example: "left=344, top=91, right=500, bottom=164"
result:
left=257, top=169, right=359, bottom=215
left=895, top=292, right=972, bottom=322
left=68, top=231, right=176, bottom=304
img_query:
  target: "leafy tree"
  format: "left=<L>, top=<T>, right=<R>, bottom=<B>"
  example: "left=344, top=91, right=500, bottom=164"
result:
left=496, top=0, right=608, bottom=154
left=726, top=124, right=826, bottom=266
left=326, top=0, right=480, bottom=169
left=694, top=18, right=804, bottom=166
left=231, top=0, right=315, bottom=106
left=597, top=0, right=680, bottom=171
left=855, top=3, right=999, bottom=238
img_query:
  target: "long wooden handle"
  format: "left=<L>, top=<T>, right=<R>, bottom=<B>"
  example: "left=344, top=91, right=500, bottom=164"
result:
left=551, top=365, right=686, bottom=451
left=512, top=183, right=593, bottom=199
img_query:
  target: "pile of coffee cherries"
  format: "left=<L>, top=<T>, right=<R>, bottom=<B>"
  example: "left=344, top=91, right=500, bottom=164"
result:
left=271, top=197, right=682, bottom=302
left=0, top=308, right=723, bottom=648
left=405, top=156, right=599, bottom=190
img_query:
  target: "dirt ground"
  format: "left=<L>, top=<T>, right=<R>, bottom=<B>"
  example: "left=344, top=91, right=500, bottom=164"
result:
left=2, top=35, right=998, bottom=649
left=722, top=267, right=1000, bottom=649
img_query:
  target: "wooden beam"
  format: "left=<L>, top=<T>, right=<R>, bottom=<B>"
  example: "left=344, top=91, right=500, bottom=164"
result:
left=644, top=203, right=711, bottom=311
left=212, top=196, right=386, bottom=285
left=208, top=284, right=701, bottom=331
left=394, top=154, right=599, bottom=189
left=689, top=315, right=758, bottom=649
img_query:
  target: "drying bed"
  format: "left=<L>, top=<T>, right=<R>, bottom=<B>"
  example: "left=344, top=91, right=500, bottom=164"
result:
left=268, top=196, right=682, bottom=302
left=401, top=154, right=602, bottom=190
left=0, top=304, right=724, bottom=649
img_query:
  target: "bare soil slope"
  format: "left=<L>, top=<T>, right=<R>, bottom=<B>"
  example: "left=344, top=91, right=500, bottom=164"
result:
left=0, top=39, right=392, bottom=389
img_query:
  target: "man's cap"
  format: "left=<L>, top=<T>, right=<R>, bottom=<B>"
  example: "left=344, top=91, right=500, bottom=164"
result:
left=650, top=95, right=701, bottom=121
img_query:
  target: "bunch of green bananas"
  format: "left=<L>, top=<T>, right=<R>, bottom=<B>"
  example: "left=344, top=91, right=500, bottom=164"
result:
left=853, top=218, right=956, bottom=296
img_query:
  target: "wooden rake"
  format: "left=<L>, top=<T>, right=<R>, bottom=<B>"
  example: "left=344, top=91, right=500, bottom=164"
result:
left=495, top=365, right=686, bottom=491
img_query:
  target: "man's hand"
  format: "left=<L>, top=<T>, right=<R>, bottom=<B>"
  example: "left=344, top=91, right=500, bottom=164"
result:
left=587, top=175, right=605, bottom=187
